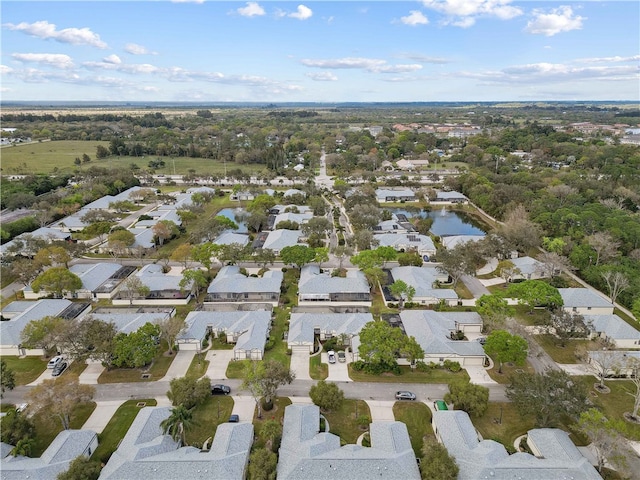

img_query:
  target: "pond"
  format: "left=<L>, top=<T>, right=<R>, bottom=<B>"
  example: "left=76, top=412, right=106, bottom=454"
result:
left=386, top=207, right=486, bottom=237
left=216, top=207, right=249, bottom=233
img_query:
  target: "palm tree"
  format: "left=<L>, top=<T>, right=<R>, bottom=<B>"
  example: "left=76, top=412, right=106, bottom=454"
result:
left=160, top=405, right=194, bottom=446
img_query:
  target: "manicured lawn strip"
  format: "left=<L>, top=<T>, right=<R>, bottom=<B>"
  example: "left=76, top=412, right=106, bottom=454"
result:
left=614, top=308, right=640, bottom=329
left=68, top=360, right=88, bottom=376
left=91, top=399, right=157, bottom=464
left=226, top=359, right=250, bottom=379
left=323, top=399, right=371, bottom=445
left=1, top=356, right=48, bottom=385
left=209, top=336, right=234, bottom=350
left=97, top=343, right=175, bottom=384
left=534, top=335, right=592, bottom=364
left=348, top=365, right=470, bottom=384
left=263, top=307, right=291, bottom=368
left=370, top=288, right=397, bottom=318
left=253, top=397, right=292, bottom=450
left=186, top=395, right=234, bottom=447
left=474, top=402, right=535, bottom=453
left=185, top=352, right=209, bottom=379
left=393, top=401, right=434, bottom=456
left=485, top=357, right=536, bottom=384
left=31, top=401, right=96, bottom=457
left=454, top=282, right=474, bottom=300
left=309, top=355, right=328, bottom=380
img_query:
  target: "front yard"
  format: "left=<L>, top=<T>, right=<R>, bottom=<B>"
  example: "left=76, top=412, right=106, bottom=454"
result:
left=0, top=356, right=48, bottom=385
left=348, top=364, right=470, bottom=384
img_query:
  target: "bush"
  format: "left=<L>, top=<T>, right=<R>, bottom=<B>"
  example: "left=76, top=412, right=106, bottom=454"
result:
left=549, top=276, right=570, bottom=288
left=415, top=361, right=433, bottom=372
left=352, top=361, right=401, bottom=375
left=323, top=337, right=340, bottom=352
left=443, top=360, right=461, bottom=372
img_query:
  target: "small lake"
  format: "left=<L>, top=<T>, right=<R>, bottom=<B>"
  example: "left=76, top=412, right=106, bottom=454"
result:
left=387, top=207, right=486, bottom=237
left=216, top=207, right=249, bottom=233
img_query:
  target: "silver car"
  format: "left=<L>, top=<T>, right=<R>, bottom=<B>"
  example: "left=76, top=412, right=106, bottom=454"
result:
left=395, top=391, right=416, bottom=401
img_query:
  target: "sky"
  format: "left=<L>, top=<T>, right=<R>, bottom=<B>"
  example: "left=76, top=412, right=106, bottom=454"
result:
left=1, top=1, right=639, bottom=103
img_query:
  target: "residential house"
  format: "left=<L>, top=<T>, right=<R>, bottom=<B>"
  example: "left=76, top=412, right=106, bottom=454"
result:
left=270, top=211, right=313, bottom=230
left=400, top=311, right=485, bottom=366
left=205, top=266, right=283, bottom=305
left=588, top=350, right=640, bottom=377
left=213, top=232, right=250, bottom=247
left=99, top=407, right=253, bottom=480
left=388, top=266, right=458, bottom=306
left=0, top=227, right=71, bottom=258
left=395, top=159, right=430, bottom=171
left=269, top=204, right=312, bottom=215
left=583, top=314, right=640, bottom=348
left=1, top=430, right=98, bottom=480
left=277, top=404, right=420, bottom=480
left=374, top=233, right=436, bottom=259
left=434, top=191, right=469, bottom=204
left=508, top=256, right=548, bottom=281
left=230, top=191, right=255, bottom=201
left=256, top=229, right=305, bottom=255
left=298, top=266, right=371, bottom=306
left=283, top=188, right=306, bottom=198
left=373, top=214, right=416, bottom=234
left=177, top=310, right=271, bottom=359
left=288, top=312, right=373, bottom=356
left=432, top=410, right=601, bottom=480
left=89, top=307, right=174, bottom=335
left=375, top=188, right=416, bottom=203
left=441, top=235, right=485, bottom=250
left=0, top=299, right=91, bottom=356
left=559, top=288, right=614, bottom=315
left=113, top=264, right=192, bottom=306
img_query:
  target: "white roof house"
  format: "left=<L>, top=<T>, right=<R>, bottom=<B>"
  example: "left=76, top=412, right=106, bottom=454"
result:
left=213, top=232, right=250, bottom=247
left=1, top=429, right=98, bottom=480
left=375, top=188, right=416, bottom=203
left=206, top=266, right=283, bottom=305
left=389, top=266, right=458, bottom=306
left=583, top=314, right=640, bottom=349
left=559, top=288, right=614, bottom=315
left=441, top=235, right=485, bottom=250
left=178, top=310, right=271, bottom=359
left=400, top=311, right=485, bottom=366
left=373, top=214, right=416, bottom=234
left=432, top=410, right=601, bottom=480
left=99, top=407, right=253, bottom=480
left=434, top=190, right=468, bottom=203
left=271, top=212, right=313, bottom=229
left=374, top=233, right=436, bottom=258
left=0, top=227, right=71, bottom=257
left=113, top=264, right=192, bottom=306
left=298, top=266, right=371, bottom=306
left=509, top=256, right=547, bottom=281
left=283, top=188, right=306, bottom=198
left=269, top=204, right=312, bottom=215
left=278, top=404, right=420, bottom=480
left=261, top=229, right=305, bottom=255
left=288, top=312, right=374, bottom=354
left=89, top=309, right=173, bottom=335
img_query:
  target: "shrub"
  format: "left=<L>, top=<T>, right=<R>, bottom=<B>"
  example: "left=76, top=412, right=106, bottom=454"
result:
left=443, top=360, right=461, bottom=372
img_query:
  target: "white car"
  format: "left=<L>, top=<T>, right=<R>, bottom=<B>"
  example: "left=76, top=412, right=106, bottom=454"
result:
left=47, top=355, right=64, bottom=369
left=327, top=351, right=336, bottom=364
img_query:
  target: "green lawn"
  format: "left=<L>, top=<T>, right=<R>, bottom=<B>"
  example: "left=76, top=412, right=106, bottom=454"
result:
left=348, top=365, right=470, bottom=384
left=185, top=353, right=209, bottom=379
left=474, top=402, right=535, bottom=453
left=393, top=401, right=434, bottom=456
left=535, top=335, right=592, bottom=364
left=91, top=399, right=157, bottom=464
left=309, top=355, right=328, bottom=380
left=0, top=356, right=48, bottom=385
left=98, top=344, right=175, bottom=383
left=31, top=401, right=97, bottom=457
left=323, top=399, right=371, bottom=445
left=263, top=307, right=291, bottom=368
left=253, top=397, right=292, bottom=451
left=186, top=395, right=235, bottom=447
left=226, top=359, right=250, bottom=379
left=485, top=357, right=536, bottom=384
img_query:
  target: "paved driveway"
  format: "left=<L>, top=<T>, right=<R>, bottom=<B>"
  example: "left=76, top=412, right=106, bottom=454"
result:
left=465, top=366, right=498, bottom=385
left=231, top=395, right=256, bottom=423
left=159, top=350, right=196, bottom=381
left=366, top=400, right=396, bottom=421
left=204, top=350, right=235, bottom=380
left=82, top=400, right=124, bottom=433
left=291, top=347, right=311, bottom=381
left=325, top=351, right=351, bottom=382
left=78, top=361, right=105, bottom=384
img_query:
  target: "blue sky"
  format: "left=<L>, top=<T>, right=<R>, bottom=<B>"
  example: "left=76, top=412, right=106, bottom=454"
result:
left=1, top=1, right=638, bottom=102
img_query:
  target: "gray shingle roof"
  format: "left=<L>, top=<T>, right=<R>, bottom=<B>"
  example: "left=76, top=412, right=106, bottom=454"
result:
left=441, top=235, right=485, bottom=249
left=213, top=232, right=250, bottom=246
left=390, top=266, right=457, bottom=300
left=435, top=190, right=467, bottom=200
left=510, top=256, right=545, bottom=276
left=69, top=263, right=123, bottom=292
left=278, top=404, right=420, bottom=480
left=299, top=266, right=369, bottom=297
left=583, top=314, right=640, bottom=341
left=288, top=312, right=373, bottom=346
left=559, top=288, right=613, bottom=309
left=207, top=266, right=283, bottom=294
left=262, top=229, right=304, bottom=252
left=0, top=299, right=74, bottom=347
left=375, top=188, right=416, bottom=200
left=90, top=311, right=171, bottom=334
left=136, top=264, right=188, bottom=292
left=374, top=233, right=436, bottom=254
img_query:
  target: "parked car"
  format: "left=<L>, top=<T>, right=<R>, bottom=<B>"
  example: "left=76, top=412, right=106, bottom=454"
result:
left=395, top=391, right=416, bottom=401
left=228, top=414, right=240, bottom=423
left=16, top=403, right=28, bottom=413
left=476, top=337, right=487, bottom=345
left=52, top=361, right=68, bottom=377
left=211, top=384, right=231, bottom=395
left=47, top=355, right=64, bottom=369
left=327, top=351, right=336, bottom=364
left=337, top=351, right=346, bottom=363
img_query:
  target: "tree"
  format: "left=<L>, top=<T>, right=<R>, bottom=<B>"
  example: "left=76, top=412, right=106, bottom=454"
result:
left=280, top=245, right=316, bottom=269
left=242, top=360, right=295, bottom=418
left=350, top=249, right=384, bottom=271
left=587, top=232, right=620, bottom=266
left=152, top=220, right=179, bottom=246
left=301, top=217, right=332, bottom=238
left=397, top=251, right=423, bottom=266
left=436, top=244, right=478, bottom=287
left=506, top=280, right=562, bottom=312
left=506, top=368, right=588, bottom=427
left=0, top=359, right=16, bottom=398
left=349, top=203, right=382, bottom=230
left=80, top=209, right=118, bottom=225
left=0, top=410, right=35, bottom=446
left=589, top=350, right=626, bottom=388
left=21, top=315, right=67, bottom=354
left=82, top=221, right=113, bottom=242
left=358, top=320, right=405, bottom=366
left=179, top=268, right=209, bottom=297
left=53, top=316, right=117, bottom=364
left=26, top=375, right=95, bottom=430
left=577, top=408, right=639, bottom=475
left=10, top=258, right=43, bottom=287
left=157, top=316, right=185, bottom=354
left=57, top=456, right=102, bottom=480
left=476, top=294, right=513, bottom=332
left=444, top=382, right=489, bottom=417
left=259, top=419, right=282, bottom=452
left=248, top=448, right=277, bottom=480
left=309, top=380, right=345, bottom=412
left=313, top=247, right=329, bottom=268
left=160, top=405, right=193, bottom=446
left=190, top=242, right=217, bottom=270
left=601, top=271, right=629, bottom=305
left=389, top=280, right=416, bottom=309
left=31, top=267, right=82, bottom=298
left=332, top=245, right=353, bottom=269
left=497, top=204, right=541, bottom=252
left=111, top=322, right=160, bottom=368
left=38, top=246, right=72, bottom=268
left=496, top=259, right=520, bottom=283
left=107, top=229, right=135, bottom=259
left=484, top=330, right=528, bottom=374
left=401, top=336, right=425, bottom=366
left=254, top=248, right=276, bottom=269
left=170, top=243, right=193, bottom=268
left=547, top=309, right=588, bottom=347
left=537, top=251, right=574, bottom=278
left=167, top=376, right=211, bottom=409
left=119, top=275, right=150, bottom=304
left=420, top=437, right=459, bottom=480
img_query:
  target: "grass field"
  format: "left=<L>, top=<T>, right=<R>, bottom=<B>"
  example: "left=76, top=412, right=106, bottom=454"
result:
left=0, top=356, right=48, bottom=385
left=1, top=140, right=270, bottom=176
left=323, top=399, right=371, bottom=445
left=186, top=395, right=234, bottom=447
left=32, top=401, right=96, bottom=456
left=348, top=365, right=470, bottom=384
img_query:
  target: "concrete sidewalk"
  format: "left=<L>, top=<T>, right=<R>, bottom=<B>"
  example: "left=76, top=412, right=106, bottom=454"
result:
left=159, top=350, right=196, bottom=382
left=82, top=400, right=124, bottom=434
left=204, top=350, right=235, bottom=380
left=78, top=361, right=105, bottom=384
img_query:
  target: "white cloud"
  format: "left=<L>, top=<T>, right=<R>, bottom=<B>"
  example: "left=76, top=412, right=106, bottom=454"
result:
left=289, top=5, right=313, bottom=20
left=12, top=53, right=74, bottom=69
left=401, top=11, right=429, bottom=26
left=3, top=20, right=107, bottom=48
left=0, top=65, right=14, bottom=74
left=402, top=53, right=451, bottom=64
left=83, top=60, right=159, bottom=74
left=301, top=57, right=422, bottom=74
left=525, top=6, right=584, bottom=36
left=421, top=0, right=522, bottom=27
left=103, top=54, right=121, bottom=64
left=237, top=2, right=265, bottom=17
left=306, top=72, right=338, bottom=81
left=124, top=43, right=156, bottom=55
left=577, top=55, right=640, bottom=64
